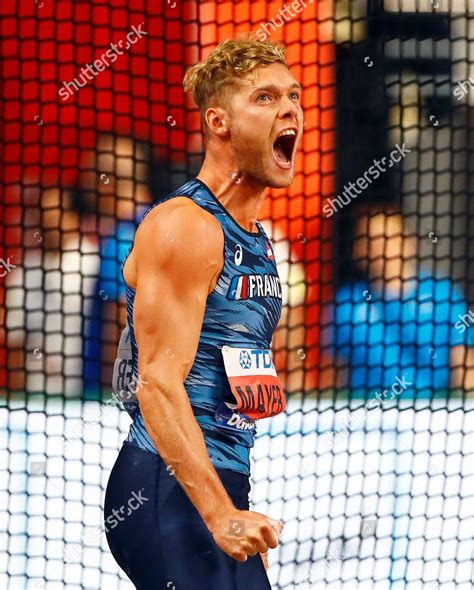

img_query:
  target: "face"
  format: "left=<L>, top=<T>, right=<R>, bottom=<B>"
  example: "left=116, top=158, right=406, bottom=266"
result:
left=222, top=62, right=303, bottom=188
left=97, top=136, right=149, bottom=218
left=353, top=213, right=415, bottom=280
left=80, top=136, right=150, bottom=219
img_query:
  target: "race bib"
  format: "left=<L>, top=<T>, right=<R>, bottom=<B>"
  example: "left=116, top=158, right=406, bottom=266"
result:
left=221, top=345, right=286, bottom=419
left=111, top=325, right=138, bottom=415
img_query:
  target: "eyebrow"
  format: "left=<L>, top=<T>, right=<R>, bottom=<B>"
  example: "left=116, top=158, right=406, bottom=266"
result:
left=251, top=82, right=302, bottom=93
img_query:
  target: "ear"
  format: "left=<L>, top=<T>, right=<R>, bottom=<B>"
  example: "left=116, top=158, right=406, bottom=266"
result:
left=205, top=106, right=230, bottom=136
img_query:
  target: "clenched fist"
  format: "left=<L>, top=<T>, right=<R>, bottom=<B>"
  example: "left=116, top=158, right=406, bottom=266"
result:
left=210, top=509, right=283, bottom=563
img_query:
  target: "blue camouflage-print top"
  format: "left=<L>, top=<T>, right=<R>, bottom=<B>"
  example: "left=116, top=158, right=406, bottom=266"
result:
left=116, top=178, right=283, bottom=475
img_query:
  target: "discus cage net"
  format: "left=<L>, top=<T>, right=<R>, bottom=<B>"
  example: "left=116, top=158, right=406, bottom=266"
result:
left=1, top=1, right=473, bottom=589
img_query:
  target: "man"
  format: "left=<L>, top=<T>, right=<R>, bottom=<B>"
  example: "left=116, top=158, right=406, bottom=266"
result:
left=5, top=187, right=99, bottom=396
left=104, top=36, right=303, bottom=589
left=326, top=203, right=474, bottom=396
left=81, top=134, right=154, bottom=397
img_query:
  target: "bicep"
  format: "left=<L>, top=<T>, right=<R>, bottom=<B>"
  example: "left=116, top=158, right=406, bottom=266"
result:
left=132, top=201, right=223, bottom=384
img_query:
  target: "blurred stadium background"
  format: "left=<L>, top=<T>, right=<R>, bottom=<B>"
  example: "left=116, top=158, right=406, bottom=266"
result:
left=1, top=1, right=473, bottom=589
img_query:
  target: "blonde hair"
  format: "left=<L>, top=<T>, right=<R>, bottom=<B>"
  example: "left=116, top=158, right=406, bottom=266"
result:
left=183, top=36, right=289, bottom=130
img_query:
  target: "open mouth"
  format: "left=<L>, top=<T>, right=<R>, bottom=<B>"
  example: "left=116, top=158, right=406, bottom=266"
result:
left=273, top=129, right=296, bottom=169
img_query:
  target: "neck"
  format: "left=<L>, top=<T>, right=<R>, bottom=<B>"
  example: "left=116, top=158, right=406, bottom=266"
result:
left=196, top=152, right=267, bottom=234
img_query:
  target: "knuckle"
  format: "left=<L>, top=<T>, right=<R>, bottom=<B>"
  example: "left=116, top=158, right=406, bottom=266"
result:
left=257, top=522, right=267, bottom=534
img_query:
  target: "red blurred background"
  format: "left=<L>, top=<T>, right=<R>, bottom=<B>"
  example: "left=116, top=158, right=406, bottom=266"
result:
left=0, top=0, right=335, bottom=391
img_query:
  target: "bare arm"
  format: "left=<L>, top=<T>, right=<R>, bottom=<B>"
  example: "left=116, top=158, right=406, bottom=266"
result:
left=132, top=199, right=234, bottom=526
left=130, top=198, right=282, bottom=562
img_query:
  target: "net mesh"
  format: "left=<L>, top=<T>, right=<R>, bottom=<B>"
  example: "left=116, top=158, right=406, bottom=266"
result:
left=1, top=1, right=473, bottom=589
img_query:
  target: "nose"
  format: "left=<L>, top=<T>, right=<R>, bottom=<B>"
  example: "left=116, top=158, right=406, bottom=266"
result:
left=279, top=95, right=300, bottom=121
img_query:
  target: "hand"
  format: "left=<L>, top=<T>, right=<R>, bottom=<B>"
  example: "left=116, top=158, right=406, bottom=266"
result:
left=260, top=550, right=269, bottom=571
left=209, top=509, right=283, bottom=562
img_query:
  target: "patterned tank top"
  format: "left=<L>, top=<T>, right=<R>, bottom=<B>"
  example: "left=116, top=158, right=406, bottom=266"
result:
left=112, top=178, right=285, bottom=475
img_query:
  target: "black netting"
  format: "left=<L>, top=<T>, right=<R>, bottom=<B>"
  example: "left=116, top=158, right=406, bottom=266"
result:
left=1, top=2, right=473, bottom=589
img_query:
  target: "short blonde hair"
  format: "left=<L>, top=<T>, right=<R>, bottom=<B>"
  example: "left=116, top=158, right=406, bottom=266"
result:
left=183, top=36, right=289, bottom=130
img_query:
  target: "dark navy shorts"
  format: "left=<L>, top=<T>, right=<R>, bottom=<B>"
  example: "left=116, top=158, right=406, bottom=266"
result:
left=104, top=441, right=271, bottom=590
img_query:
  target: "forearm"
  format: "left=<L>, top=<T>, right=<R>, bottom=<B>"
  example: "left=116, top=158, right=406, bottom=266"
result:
left=137, top=379, right=236, bottom=530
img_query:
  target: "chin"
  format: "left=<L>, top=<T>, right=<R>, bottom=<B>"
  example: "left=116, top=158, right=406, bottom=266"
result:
left=246, top=163, right=295, bottom=189
left=266, top=171, right=295, bottom=189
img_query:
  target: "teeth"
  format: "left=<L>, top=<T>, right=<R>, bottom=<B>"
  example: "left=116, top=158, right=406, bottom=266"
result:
left=278, top=129, right=296, bottom=137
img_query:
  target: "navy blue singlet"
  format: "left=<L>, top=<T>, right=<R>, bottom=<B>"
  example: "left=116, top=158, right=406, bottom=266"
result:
left=112, top=178, right=284, bottom=475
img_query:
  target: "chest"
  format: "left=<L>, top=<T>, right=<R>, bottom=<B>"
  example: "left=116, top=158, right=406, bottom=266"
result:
left=205, top=232, right=283, bottom=345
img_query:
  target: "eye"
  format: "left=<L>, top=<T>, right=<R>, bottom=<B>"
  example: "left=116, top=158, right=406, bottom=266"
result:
left=257, top=94, right=271, bottom=102
left=290, top=92, right=301, bottom=101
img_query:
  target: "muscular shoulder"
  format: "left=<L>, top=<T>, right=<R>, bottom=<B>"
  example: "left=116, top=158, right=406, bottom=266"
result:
left=134, top=196, right=224, bottom=280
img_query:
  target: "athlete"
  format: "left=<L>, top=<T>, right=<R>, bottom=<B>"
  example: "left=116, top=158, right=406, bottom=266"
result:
left=104, top=36, right=303, bottom=589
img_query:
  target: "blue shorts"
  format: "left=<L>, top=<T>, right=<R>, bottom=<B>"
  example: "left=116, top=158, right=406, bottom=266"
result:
left=104, top=441, right=271, bottom=590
